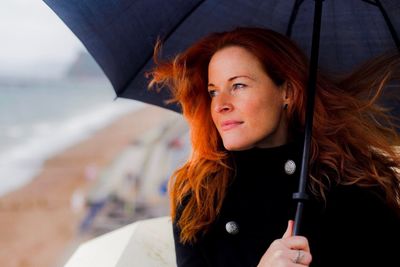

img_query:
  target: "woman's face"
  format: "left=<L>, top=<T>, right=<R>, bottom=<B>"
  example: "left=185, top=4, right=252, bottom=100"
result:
left=208, top=46, right=289, bottom=151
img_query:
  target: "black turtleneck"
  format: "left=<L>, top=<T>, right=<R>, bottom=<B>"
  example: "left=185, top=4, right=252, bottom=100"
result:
left=228, top=140, right=303, bottom=212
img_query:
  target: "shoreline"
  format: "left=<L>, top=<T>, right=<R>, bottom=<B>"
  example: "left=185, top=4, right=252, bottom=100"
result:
left=0, top=100, right=143, bottom=198
left=0, top=105, right=179, bottom=267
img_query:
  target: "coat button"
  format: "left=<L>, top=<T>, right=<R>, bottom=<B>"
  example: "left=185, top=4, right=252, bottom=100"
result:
left=284, top=160, right=296, bottom=175
left=225, top=221, right=239, bottom=235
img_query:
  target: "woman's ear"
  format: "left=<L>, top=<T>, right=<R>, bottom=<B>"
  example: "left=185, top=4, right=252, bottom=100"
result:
left=282, top=81, right=293, bottom=105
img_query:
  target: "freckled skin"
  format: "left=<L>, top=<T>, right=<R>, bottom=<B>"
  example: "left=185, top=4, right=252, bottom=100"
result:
left=208, top=46, right=290, bottom=151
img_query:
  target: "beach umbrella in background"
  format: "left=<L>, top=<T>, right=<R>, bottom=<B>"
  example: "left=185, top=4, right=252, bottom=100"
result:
left=43, top=0, right=400, bottom=235
left=65, top=216, right=176, bottom=267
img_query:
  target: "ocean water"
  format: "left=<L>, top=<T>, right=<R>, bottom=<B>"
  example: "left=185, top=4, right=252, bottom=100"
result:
left=0, top=78, right=143, bottom=196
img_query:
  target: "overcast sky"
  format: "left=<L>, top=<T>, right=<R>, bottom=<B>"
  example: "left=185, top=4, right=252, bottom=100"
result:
left=0, top=0, right=85, bottom=79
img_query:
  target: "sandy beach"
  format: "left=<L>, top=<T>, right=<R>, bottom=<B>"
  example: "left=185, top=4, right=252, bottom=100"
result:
left=0, top=105, right=181, bottom=267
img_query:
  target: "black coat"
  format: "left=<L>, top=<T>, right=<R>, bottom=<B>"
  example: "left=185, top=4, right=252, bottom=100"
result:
left=173, top=142, right=400, bottom=267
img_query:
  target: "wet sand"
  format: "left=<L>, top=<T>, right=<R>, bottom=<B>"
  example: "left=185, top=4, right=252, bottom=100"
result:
left=0, top=105, right=178, bottom=267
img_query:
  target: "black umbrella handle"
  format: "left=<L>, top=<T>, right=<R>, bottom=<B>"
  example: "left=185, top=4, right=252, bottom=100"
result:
left=292, top=0, right=324, bottom=236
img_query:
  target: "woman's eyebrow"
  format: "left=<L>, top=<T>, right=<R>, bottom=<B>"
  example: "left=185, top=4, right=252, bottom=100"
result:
left=228, top=75, right=254, bottom=81
left=208, top=75, right=254, bottom=87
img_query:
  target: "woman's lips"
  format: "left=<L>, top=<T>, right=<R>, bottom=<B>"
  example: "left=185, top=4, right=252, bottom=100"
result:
left=221, top=120, right=243, bottom=131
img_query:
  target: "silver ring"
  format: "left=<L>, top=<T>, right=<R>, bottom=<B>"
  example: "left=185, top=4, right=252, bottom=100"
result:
left=293, top=250, right=302, bottom=264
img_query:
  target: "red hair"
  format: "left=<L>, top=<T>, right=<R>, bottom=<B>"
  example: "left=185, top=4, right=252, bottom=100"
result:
left=148, top=27, right=400, bottom=244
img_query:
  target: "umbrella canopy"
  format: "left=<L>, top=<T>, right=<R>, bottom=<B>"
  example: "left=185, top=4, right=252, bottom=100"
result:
left=43, top=0, right=399, bottom=114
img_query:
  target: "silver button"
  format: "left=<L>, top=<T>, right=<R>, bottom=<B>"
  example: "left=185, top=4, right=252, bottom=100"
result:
left=284, top=160, right=296, bottom=175
left=225, top=221, right=239, bottom=235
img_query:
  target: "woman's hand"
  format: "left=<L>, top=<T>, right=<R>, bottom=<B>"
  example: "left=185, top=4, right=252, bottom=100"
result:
left=257, top=220, right=312, bottom=266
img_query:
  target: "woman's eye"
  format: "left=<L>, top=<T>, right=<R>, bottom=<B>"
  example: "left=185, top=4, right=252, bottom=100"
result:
left=208, top=90, right=217, bottom=98
left=232, top=83, right=246, bottom=90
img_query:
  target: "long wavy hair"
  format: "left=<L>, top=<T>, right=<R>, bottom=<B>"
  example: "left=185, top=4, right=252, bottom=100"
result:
left=148, top=27, right=400, bottom=244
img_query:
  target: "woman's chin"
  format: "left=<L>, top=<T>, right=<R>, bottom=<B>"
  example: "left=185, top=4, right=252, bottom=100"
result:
left=223, top=141, right=253, bottom=151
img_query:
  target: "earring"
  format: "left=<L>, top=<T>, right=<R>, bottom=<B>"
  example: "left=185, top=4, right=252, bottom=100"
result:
left=283, top=103, right=288, bottom=110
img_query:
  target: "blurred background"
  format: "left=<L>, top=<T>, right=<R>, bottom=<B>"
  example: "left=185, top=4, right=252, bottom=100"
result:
left=0, top=1, right=189, bottom=266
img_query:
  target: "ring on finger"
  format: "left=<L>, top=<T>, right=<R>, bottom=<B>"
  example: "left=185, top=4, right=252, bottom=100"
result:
left=293, top=250, right=303, bottom=264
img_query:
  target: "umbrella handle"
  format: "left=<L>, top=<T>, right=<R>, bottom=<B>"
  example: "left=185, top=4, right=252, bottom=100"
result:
left=292, top=193, right=309, bottom=235
left=292, top=0, right=324, bottom=236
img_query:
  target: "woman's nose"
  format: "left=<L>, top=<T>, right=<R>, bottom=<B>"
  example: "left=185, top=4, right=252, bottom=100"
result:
left=213, top=93, right=234, bottom=113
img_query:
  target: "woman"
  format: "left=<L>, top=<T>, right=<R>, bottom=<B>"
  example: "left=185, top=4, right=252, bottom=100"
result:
left=149, top=27, right=400, bottom=267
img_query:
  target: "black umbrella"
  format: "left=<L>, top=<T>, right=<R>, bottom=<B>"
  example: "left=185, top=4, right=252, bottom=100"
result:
left=43, top=0, right=399, bottom=235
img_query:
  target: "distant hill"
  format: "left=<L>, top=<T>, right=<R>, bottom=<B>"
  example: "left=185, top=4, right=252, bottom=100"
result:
left=66, top=51, right=105, bottom=79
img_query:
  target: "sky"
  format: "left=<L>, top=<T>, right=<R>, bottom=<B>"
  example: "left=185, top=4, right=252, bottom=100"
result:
left=0, top=0, right=85, bottom=79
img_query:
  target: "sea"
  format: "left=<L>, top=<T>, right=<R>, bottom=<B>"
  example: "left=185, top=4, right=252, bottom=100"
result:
left=0, top=78, right=144, bottom=197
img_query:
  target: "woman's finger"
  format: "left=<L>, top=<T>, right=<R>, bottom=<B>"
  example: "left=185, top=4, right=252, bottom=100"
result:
left=282, top=220, right=294, bottom=239
left=282, top=236, right=310, bottom=252
left=290, top=249, right=313, bottom=266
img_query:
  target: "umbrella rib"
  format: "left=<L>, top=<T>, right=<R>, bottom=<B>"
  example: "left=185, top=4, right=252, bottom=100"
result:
left=374, top=0, right=400, bottom=50
left=362, top=0, right=378, bottom=6
left=363, top=0, right=400, bottom=50
left=116, top=0, right=208, bottom=98
left=286, top=0, right=305, bottom=37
